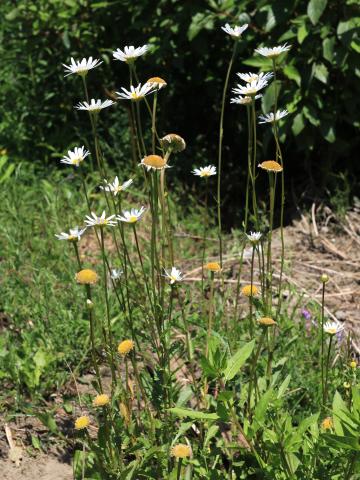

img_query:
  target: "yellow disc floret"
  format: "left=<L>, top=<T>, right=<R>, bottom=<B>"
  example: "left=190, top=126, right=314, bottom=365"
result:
left=258, top=317, right=276, bottom=327
left=321, top=417, right=333, bottom=430
left=171, top=443, right=192, bottom=458
left=258, top=160, right=283, bottom=173
left=93, top=394, right=110, bottom=407
left=241, top=285, right=259, bottom=297
left=143, top=155, right=167, bottom=169
left=118, top=339, right=135, bottom=356
left=75, top=269, right=99, bottom=285
left=75, top=415, right=90, bottom=430
left=204, top=262, right=221, bottom=272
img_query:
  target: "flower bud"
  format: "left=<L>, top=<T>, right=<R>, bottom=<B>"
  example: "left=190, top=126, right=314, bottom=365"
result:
left=321, top=273, right=329, bottom=283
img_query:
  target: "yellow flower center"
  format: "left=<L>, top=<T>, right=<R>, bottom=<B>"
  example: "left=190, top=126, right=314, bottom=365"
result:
left=171, top=444, right=192, bottom=458
left=204, top=262, right=221, bottom=272
left=128, top=215, right=138, bottom=223
left=321, top=417, right=333, bottom=430
left=147, top=76, right=167, bottom=86
left=118, top=339, right=135, bottom=356
left=143, top=155, right=166, bottom=169
left=241, top=284, right=259, bottom=297
left=75, top=415, right=90, bottom=430
left=327, top=328, right=337, bottom=335
left=350, top=361, right=357, bottom=369
left=75, top=269, right=99, bottom=285
left=258, top=160, right=283, bottom=173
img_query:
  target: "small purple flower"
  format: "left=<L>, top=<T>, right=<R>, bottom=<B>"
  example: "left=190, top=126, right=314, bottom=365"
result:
left=301, top=308, right=311, bottom=321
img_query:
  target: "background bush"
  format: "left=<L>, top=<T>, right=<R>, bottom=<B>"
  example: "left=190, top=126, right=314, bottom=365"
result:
left=1, top=0, right=359, bottom=223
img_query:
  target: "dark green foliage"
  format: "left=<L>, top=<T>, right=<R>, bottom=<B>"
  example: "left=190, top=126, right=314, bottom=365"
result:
left=0, top=0, right=359, bottom=215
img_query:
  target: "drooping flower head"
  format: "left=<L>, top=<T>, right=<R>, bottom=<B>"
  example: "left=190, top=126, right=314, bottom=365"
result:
left=221, top=23, right=248, bottom=39
left=118, top=339, right=135, bottom=356
left=246, top=231, right=262, bottom=244
left=231, top=94, right=262, bottom=105
left=55, top=226, right=86, bottom=242
left=258, top=160, right=283, bottom=173
left=255, top=44, right=291, bottom=59
left=113, top=45, right=149, bottom=63
left=85, top=211, right=117, bottom=228
left=192, top=165, right=217, bottom=178
left=232, top=77, right=269, bottom=97
left=171, top=443, right=192, bottom=459
left=241, top=285, right=259, bottom=297
left=75, top=98, right=115, bottom=113
left=63, top=57, right=102, bottom=77
left=146, top=77, right=167, bottom=90
left=93, top=394, right=110, bottom=407
left=116, top=83, right=155, bottom=101
left=164, top=267, right=183, bottom=284
left=100, top=177, right=133, bottom=196
left=75, top=269, right=99, bottom=285
left=117, top=207, right=146, bottom=224
left=259, top=109, right=288, bottom=124
left=74, top=415, right=90, bottom=430
left=60, top=146, right=90, bottom=167
left=161, top=134, right=186, bottom=153
left=140, top=155, right=169, bottom=171
left=323, top=321, right=344, bottom=336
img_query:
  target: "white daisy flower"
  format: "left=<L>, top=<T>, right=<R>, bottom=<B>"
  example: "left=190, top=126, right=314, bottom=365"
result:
left=221, top=23, right=248, bottom=39
left=117, top=207, right=146, bottom=224
left=259, top=109, right=289, bottom=124
left=192, top=165, right=217, bottom=178
left=164, top=267, right=183, bottom=284
left=110, top=268, right=123, bottom=281
left=55, top=226, right=86, bottom=242
left=237, top=72, right=273, bottom=83
left=232, top=77, right=269, bottom=96
left=255, top=44, right=291, bottom=58
left=324, top=321, right=345, bottom=336
left=246, top=231, right=262, bottom=243
left=113, top=45, right=149, bottom=63
left=85, top=211, right=117, bottom=228
left=60, top=146, right=90, bottom=167
left=63, top=57, right=102, bottom=77
left=146, top=77, right=167, bottom=90
left=75, top=98, right=115, bottom=113
left=100, top=177, right=133, bottom=196
left=231, top=94, right=262, bottom=105
left=116, top=83, right=155, bottom=101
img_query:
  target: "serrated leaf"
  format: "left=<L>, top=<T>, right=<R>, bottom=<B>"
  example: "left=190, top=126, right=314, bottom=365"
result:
left=223, top=340, right=255, bottom=382
left=169, top=407, right=219, bottom=420
left=307, top=0, right=327, bottom=25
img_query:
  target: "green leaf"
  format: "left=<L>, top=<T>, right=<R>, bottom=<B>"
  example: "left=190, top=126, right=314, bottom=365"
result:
left=323, top=434, right=360, bottom=451
left=254, top=389, right=274, bottom=429
left=204, top=425, right=219, bottom=448
left=322, top=37, right=335, bottom=62
left=188, top=12, right=214, bottom=41
left=292, top=113, right=305, bottom=135
left=283, top=65, right=301, bottom=86
left=314, top=63, right=329, bottom=84
left=307, top=0, right=327, bottom=26
left=277, top=374, right=291, bottom=398
left=169, top=407, right=219, bottom=420
left=223, top=340, right=255, bottom=382
left=242, top=58, right=272, bottom=69
left=297, top=23, right=309, bottom=44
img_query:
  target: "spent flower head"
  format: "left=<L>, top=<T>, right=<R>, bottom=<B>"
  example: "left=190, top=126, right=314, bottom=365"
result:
left=118, top=339, right=135, bottom=356
left=241, top=284, right=259, bottom=297
left=100, top=176, right=133, bottom=196
left=85, top=211, right=117, bottom=228
left=93, top=394, right=110, bottom=407
left=258, top=160, right=283, bottom=173
left=60, top=146, right=90, bottom=167
left=171, top=443, right=192, bottom=459
left=164, top=267, right=183, bottom=284
left=323, top=321, right=344, bottom=336
left=140, top=155, right=169, bottom=171
left=221, top=23, right=248, bottom=39
left=161, top=134, right=186, bottom=153
left=75, top=415, right=90, bottom=430
left=193, top=165, right=217, bottom=178
left=76, top=269, right=99, bottom=285
left=75, top=98, right=115, bottom=113
left=231, top=94, right=262, bottom=105
left=255, top=43, right=291, bottom=58
left=55, top=226, right=86, bottom=242
left=259, top=109, right=289, bottom=124
left=116, top=83, right=155, bottom=101
left=63, top=57, right=102, bottom=77
left=117, top=207, right=146, bottom=224
left=146, top=77, right=167, bottom=89
left=204, top=262, right=221, bottom=272
left=113, top=45, right=149, bottom=63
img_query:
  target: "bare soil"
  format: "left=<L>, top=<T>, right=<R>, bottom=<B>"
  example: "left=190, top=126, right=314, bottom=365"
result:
left=1, top=203, right=359, bottom=479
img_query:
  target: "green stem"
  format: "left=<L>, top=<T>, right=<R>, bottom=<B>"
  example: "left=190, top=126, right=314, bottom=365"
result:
left=217, top=42, right=238, bottom=267
left=321, top=282, right=326, bottom=406
left=324, top=335, right=333, bottom=406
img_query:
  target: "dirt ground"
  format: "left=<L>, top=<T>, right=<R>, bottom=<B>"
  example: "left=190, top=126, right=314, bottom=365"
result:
left=1, top=203, right=359, bottom=479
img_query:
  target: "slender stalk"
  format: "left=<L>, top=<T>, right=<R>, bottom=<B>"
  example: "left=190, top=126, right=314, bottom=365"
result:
left=217, top=42, right=238, bottom=267
left=266, top=173, right=276, bottom=311
left=152, top=92, right=158, bottom=154
left=247, top=329, right=266, bottom=415
left=205, top=272, right=215, bottom=359
left=85, top=285, right=103, bottom=393
left=324, top=335, right=333, bottom=406
left=201, top=179, right=209, bottom=295
left=176, top=459, right=183, bottom=480
left=72, top=242, right=82, bottom=269
left=249, top=246, right=255, bottom=338
left=321, top=282, right=326, bottom=405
